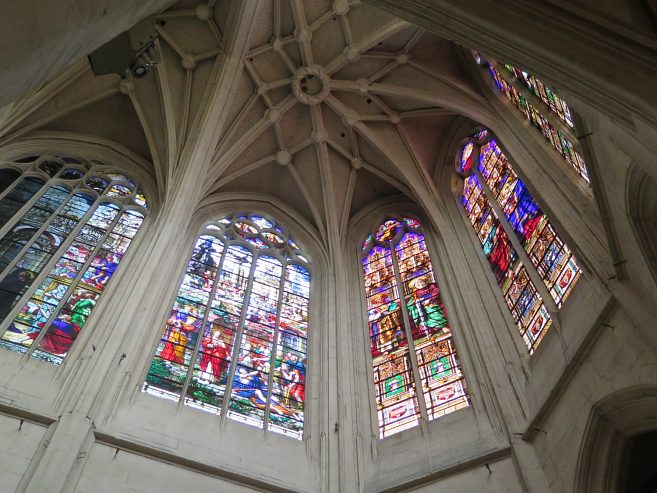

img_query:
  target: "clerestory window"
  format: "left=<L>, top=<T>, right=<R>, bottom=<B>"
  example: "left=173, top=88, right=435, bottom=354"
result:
left=473, top=53, right=590, bottom=183
left=143, top=213, right=310, bottom=439
left=361, top=216, right=469, bottom=438
left=459, top=130, right=581, bottom=353
left=0, top=155, right=148, bottom=364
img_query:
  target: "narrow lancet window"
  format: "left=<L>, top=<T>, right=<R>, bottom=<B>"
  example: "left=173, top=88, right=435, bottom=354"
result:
left=361, top=216, right=469, bottom=438
left=144, top=214, right=309, bottom=439
left=474, top=53, right=589, bottom=183
left=459, top=130, right=581, bottom=352
left=0, top=156, right=148, bottom=364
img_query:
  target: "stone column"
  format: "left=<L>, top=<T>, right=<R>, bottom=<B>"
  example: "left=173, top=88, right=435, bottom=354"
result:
left=20, top=412, right=94, bottom=493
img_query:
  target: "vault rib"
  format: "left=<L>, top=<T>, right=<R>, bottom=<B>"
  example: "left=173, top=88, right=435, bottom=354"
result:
left=311, top=104, right=337, bottom=243
left=153, top=45, right=178, bottom=174
left=340, top=168, right=357, bottom=238
left=368, top=60, right=399, bottom=84
left=212, top=95, right=297, bottom=184
left=155, top=9, right=195, bottom=20
left=326, top=140, right=354, bottom=161
left=0, top=86, right=119, bottom=149
left=324, top=20, right=407, bottom=75
left=277, top=49, right=298, bottom=75
left=155, top=25, right=188, bottom=60
left=207, top=17, right=224, bottom=48
left=214, top=92, right=261, bottom=159
left=289, top=0, right=313, bottom=65
left=399, top=108, right=455, bottom=118
left=274, top=0, right=281, bottom=38
left=288, top=161, right=326, bottom=234
left=263, top=77, right=293, bottom=91
left=403, top=27, right=424, bottom=53
left=340, top=14, right=353, bottom=47
left=180, top=69, right=193, bottom=148
left=307, top=11, right=334, bottom=33
left=247, top=43, right=274, bottom=58
left=213, top=154, right=277, bottom=189
left=128, top=91, right=164, bottom=189
left=194, top=48, right=222, bottom=63
left=366, top=94, right=394, bottom=117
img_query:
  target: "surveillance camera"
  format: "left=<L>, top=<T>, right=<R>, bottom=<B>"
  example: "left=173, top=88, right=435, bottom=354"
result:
left=88, top=17, right=160, bottom=78
left=131, top=65, right=149, bottom=78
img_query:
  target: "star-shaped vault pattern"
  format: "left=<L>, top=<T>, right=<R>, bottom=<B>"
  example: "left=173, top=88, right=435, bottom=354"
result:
left=0, top=0, right=492, bottom=249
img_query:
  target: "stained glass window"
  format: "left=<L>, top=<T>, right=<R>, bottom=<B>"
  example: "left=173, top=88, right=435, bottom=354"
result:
left=459, top=130, right=581, bottom=352
left=143, top=214, right=309, bottom=439
left=0, top=155, right=148, bottom=365
left=361, top=216, right=469, bottom=438
left=474, top=53, right=589, bottom=183
left=503, top=64, right=574, bottom=129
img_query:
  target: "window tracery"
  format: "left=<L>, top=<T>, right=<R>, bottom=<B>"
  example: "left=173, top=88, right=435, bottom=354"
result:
left=361, top=216, right=469, bottom=438
left=475, top=53, right=589, bottom=183
left=459, top=130, right=581, bottom=352
left=0, top=155, right=148, bottom=365
left=143, top=214, right=309, bottom=439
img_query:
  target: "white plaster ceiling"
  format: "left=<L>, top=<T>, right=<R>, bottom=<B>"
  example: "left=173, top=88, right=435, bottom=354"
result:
left=0, top=0, right=492, bottom=243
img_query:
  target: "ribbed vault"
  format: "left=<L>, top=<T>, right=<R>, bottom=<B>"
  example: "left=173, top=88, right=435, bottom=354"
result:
left=0, top=0, right=495, bottom=246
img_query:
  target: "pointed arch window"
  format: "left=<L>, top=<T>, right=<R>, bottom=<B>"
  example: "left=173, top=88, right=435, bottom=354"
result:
left=361, top=216, right=469, bottom=438
left=459, top=130, right=581, bottom=353
left=144, top=214, right=310, bottom=439
left=474, top=53, right=589, bottom=183
left=0, top=155, right=148, bottom=365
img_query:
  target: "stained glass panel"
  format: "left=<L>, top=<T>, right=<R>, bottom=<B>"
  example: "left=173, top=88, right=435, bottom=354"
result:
left=461, top=173, right=552, bottom=352
left=0, top=158, right=148, bottom=363
left=363, top=216, right=469, bottom=437
left=488, top=65, right=589, bottom=183
left=478, top=139, right=581, bottom=307
left=144, top=214, right=310, bottom=439
left=504, top=64, right=574, bottom=129
left=461, top=142, right=474, bottom=174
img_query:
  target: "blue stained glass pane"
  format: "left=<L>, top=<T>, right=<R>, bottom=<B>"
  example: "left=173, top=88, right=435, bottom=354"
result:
left=143, top=214, right=310, bottom=439
left=362, top=217, right=469, bottom=437
left=0, top=159, right=148, bottom=363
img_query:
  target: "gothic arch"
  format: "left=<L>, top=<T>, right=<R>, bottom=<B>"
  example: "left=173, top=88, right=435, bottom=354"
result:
left=0, top=146, right=152, bottom=367
left=344, top=195, right=520, bottom=492
left=123, top=195, right=331, bottom=455
left=361, top=0, right=657, bottom=134
left=575, top=386, right=657, bottom=493
left=626, top=165, right=657, bottom=290
left=0, top=132, right=161, bottom=209
left=196, top=192, right=329, bottom=266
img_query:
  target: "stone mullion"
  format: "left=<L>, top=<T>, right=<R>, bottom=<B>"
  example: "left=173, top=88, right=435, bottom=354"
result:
left=219, top=254, right=259, bottom=424
left=26, top=201, right=129, bottom=357
left=0, top=170, right=22, bottom=203
left=0, top=188, right=99, bottom=337
left=62, top=180, right=203, bottom=420
left=388, top=238, right=430, bottom=426
left=472, top=167, right=560, bottom=317
left=488, top=59, right=579, bottom=146
left=0, top=184, right=77, bottom=284
left=0, top=170, right=45, bottom=224
left=58, top=0, right=263, bottom=425
left=362, top=0, right=657, bottom=132
left=177, top=239, right=229, bottom=410
left=262, top=259, right=287, bottom=433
